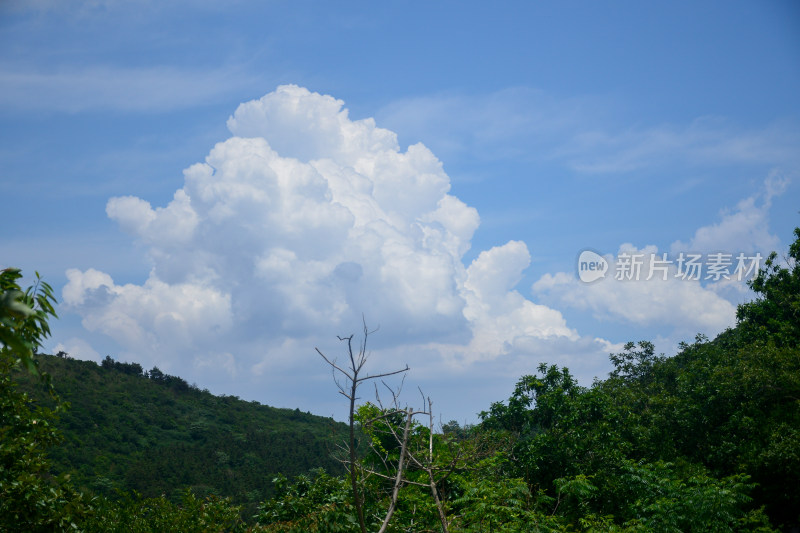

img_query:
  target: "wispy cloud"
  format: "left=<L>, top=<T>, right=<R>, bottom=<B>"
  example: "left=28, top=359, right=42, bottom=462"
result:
left=2, top=0, right=232, bottom=17
left=671, top=170, right=790, bottom=255
left=564, top=117, right=800, bottom=174
left=377, top=87, right=592, bottom=162
left=378, top=90, right=800, bottom=175
left=0, top=64, right=264, bottom=113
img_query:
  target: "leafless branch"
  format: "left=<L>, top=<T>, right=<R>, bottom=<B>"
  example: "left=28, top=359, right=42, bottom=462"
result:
left=316, top=320, right=409, bottom=533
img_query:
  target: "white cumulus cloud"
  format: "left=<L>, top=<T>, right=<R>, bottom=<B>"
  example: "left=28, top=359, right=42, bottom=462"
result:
left=533, top=173, right=788, bottom=341
left=670, top=170, right=788, bottom=255
left=432, top=241, right=579, bottom=365
left=533, top=245, right=738, bottom=339
left=64, top=85, right=584, bottom=386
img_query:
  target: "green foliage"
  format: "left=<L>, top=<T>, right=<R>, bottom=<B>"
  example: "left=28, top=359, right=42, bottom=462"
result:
left=16, top=353, right=348, bottom=509
left=736, top=226, right=800, bottom=347
left=475, top=229, right=800, bottom=531
left=84, top=489, right=247, bottom=532
left=477, top=356, right=783, bottom=530
left=615, top=461, right=772, bottom=532
left=608, top=340, right=664, bottom=385
left=1, top=268, right=57, bottom=373
left=0, top=269, right=92, bottom=531
left=354, top=402, right=405, bottom=458
left=449, top=476, right=564, bottom=532
left=0, top=359, right=93, bottom=531
left=255, top=470, right=357, bottom=532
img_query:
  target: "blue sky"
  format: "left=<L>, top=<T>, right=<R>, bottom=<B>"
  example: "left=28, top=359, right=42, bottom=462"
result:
left=1, top=0, right=798, bottom=423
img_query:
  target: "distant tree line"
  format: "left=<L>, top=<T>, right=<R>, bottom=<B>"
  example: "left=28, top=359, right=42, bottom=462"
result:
left=100, top=355, right=192, bottom=392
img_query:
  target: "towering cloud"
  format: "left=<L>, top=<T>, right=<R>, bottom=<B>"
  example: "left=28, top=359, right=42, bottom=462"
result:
left=63, top=86, right=577, bottom=380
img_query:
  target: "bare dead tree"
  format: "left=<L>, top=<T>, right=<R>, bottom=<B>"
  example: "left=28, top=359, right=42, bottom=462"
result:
left=423, top=398, right=449, bottom=532
left=316, top=319, right=408, bottom=533
left=318, top=319, right=496, bottom=533
left=365, top=390, right=451, bottom=533
left=375, top=405, right=416, bottom=533
left=363, top=386, right=504, bottom=533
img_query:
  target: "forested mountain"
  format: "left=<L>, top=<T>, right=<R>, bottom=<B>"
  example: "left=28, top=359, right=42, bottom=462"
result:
left=14, top=353, right=346, bottom=505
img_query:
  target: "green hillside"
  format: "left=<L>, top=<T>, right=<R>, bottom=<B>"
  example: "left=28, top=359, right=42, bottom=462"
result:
left=14, top=354, right=346, bottom=505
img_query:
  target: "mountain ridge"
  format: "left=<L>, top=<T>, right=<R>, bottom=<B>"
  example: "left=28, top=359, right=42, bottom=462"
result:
left=15, top=353, right=347, bottom=507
